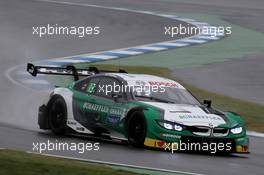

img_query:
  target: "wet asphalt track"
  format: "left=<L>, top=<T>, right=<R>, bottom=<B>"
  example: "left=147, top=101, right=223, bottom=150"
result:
left=1, top=0, right=264, bottom=175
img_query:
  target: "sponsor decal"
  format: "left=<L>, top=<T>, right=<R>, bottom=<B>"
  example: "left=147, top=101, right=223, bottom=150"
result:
left=156, top=140, right=165, bottom=148
left=83, top=102, right=109, bottom=113
left=178, top=115, right=222, bottom=121
left=148, top=81, right=178, bottom=87
left=109, top=108, right=126, bottom=116
left=76, top=127, right=85, bottom=131
left=106, top=114, right=120, bottom=124
left=236, top=145, right=249, bottom=153
left=160, top=133, right=181, bottom=139
left=67, top=121, right=77, bottom=125
left=83, top=102, right=126, bottom=117
left=135, top=80, right=146, bottom=86
left=144, top=138, right=166, bottom=148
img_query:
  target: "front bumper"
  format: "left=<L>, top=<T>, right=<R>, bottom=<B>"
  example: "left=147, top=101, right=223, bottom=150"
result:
left=144, top=136, right=249, bottom=153
left=144, top=118, right=249, bottom=153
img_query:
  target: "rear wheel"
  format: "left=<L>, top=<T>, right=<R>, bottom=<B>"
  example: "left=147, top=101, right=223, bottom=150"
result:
left=127, top=111, right=147, bottom=147
left=48, top=96, right=67, bottom=135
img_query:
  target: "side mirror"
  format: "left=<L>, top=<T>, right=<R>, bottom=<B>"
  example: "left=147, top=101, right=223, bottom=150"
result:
left=112, top=94, right=122, bottom=102
left=203, top=100, right=212, bottom=108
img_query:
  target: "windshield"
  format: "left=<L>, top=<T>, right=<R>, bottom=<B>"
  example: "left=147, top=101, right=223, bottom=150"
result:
left=133, top=86, right=200, bottom=105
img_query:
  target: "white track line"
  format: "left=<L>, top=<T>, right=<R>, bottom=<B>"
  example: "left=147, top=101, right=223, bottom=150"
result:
left=159, top=14, right=178, bottom=18
left=16, top=70, right=45, bottom=77
left=16, top=70, right=29, bottom=75
left=175, top=18, right=195, bottom=22
left=36, top=0, right=153, bottom=17
left=27, top=151, right=204, bottom=175
left=247, top=131, right=264, bottom=138
left=5, top=64, right=38, bottom=91
left=22, top=79, right=50, bottom=85
left=190, top=22, right=209, bottom=26
left=134, top=10, right=156, bottom=15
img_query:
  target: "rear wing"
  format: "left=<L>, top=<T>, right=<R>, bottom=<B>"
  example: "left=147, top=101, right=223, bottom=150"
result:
left=27, top=63, right=97, bottom=81
left=27, top=63, right=128, bottom=81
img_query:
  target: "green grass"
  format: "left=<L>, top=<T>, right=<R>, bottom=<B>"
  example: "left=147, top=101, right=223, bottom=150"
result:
left=66, top=64, right=264, bottom=132
left=0, top=150, right=143, bottom=175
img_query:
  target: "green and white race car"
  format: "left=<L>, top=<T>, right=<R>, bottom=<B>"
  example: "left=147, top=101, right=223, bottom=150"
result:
left=27, top=63, right=249, bottom=153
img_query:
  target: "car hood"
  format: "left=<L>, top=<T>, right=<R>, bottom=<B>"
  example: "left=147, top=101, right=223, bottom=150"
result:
left=141, top=102, right=227, bottom=127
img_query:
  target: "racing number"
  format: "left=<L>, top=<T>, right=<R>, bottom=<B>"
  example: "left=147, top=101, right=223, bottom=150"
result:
left=86, top=82, right=96, bottom=94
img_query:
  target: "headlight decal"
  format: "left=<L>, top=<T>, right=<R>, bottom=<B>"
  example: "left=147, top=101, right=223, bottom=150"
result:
left=174, top=124, right=183, bottom=131
left=157, top=120, right=184, bottom=131
left=164, top=123, right=173, bottom=130
left=230, top=126, right=243, bottom=134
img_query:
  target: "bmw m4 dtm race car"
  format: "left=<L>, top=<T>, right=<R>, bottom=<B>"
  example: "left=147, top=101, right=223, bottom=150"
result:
left=27, top=63, right=249, bottom=154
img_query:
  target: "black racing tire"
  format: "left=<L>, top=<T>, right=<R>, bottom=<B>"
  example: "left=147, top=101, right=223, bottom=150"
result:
left=48, top=96, right=67, bottom=135
left=127, top=111, right=147, bottom=147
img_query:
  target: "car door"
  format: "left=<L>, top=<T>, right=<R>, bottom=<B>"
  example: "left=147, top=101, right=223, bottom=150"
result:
left=72, top=75, right=129, bottom=134
left=92, top=76, right=129, bottom=132
left=72, top=76, right=103, bottom=133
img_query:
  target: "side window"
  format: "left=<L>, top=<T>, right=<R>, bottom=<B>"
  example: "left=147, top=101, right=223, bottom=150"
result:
left=74, top=77, right=100, bottom=94
left=94, top=77, right=123, bottom=99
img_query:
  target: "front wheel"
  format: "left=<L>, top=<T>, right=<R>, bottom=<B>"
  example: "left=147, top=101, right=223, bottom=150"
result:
left=127, top=111, right=147, bottom=147
left=48, top=96, right=67, bottom=135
